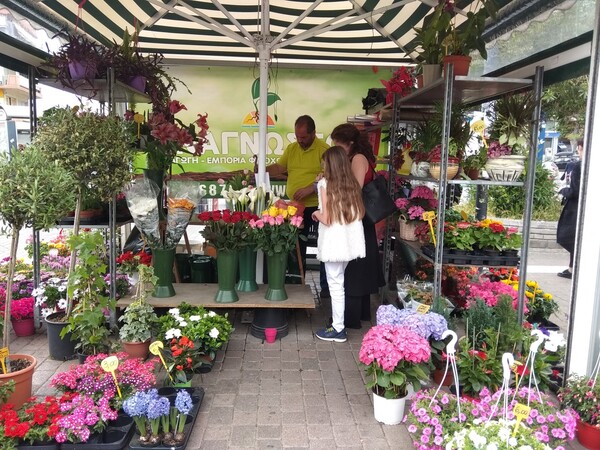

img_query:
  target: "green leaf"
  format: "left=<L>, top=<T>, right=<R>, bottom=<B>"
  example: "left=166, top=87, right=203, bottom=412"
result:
left=251, top=78, right=260, bottom=100
left=266, top=92, right=281, bottom=106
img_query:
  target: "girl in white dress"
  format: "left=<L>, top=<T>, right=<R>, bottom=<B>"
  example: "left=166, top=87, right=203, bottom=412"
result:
left=312, top=146, right=366, bottom=342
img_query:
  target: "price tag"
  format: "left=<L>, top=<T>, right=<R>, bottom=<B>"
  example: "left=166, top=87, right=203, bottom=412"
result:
left=512, top=403, right=531, bottom=436
left=422, top=211, right=437, bottom=247
left=416, top=304, right=430, bottom=314
left=133, top=113, right=144, bottom=138
left=0, top=347, right=8, bottom=374
left=149, top=341, right=174, bottom=383
left=101, top=356, right=122, bottom=398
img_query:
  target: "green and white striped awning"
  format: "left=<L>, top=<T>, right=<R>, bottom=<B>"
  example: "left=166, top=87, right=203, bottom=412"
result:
left=4, top=0, right=514, bottom=68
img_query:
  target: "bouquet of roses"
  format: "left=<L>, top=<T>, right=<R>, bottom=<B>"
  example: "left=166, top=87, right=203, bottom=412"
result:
left=248, top=202, right=304, bottom=256
left=116, top=249, right=152, bottom=275
left=198, top=209, right=257, bottom=252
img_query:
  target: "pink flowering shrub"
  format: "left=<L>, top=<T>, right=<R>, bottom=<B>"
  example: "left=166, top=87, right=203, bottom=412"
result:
left=395, top=185, right=437, bottom=222
left=359, top=325, right=431, bottom=398
left=405, top=387, right=577, bottom=450
left=466, top=279, right=521, bottom=310
left=50, top=352, right=158, bottom=410
left=55, top=393, right=118, bottom=443
left=10, top=296, right=34, bottom=321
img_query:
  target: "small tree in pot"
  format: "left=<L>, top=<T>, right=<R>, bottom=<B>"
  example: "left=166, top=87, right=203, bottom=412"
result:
left=0, top=145, right=76, bottom=406
left=119, top=264, right=159, bottom=359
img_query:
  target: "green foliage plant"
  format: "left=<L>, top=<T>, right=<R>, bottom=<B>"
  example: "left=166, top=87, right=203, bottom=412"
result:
left=34, top=106, right=136, bottom=315
left=118, top=265, right=159, bottom=343
left=444, top=221, right=476, bottom=251
left=462, top=144, right=488, bottom=171
left=412, top=3, right=451, bottom=64
left=441, top=0, right=497, bottom=59
left=489, top=92, right=535, bottom=154
left=0, top=146, right=76, bottom=349
left=60, top=231, right=113, bottom=355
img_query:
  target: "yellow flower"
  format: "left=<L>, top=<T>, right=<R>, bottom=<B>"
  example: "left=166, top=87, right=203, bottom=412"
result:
left=526, top=280, right=537, bottom=288
left=268, top=206, right=279, bottom=217
left=525, top=291, right=534, bottom=299
left=544, top=293, right=553, bottom=300
left=288, top=205, right=298, bottom=216
left=280, top=209, right=289, bottom=219
left=534, top=288, right=543, bottom=294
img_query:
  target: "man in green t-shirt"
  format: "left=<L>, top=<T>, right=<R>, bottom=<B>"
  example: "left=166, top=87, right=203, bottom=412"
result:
left=265, top=115, right=330, bottom=296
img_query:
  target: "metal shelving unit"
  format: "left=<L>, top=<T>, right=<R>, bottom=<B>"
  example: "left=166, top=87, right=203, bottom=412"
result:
left=382, top=66, right=544, bottom=322
left=32, top=69, right=150, bottom=326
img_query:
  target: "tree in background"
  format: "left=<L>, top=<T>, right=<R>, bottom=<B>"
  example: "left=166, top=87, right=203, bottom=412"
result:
left=542, top=75, right=588, bottom=143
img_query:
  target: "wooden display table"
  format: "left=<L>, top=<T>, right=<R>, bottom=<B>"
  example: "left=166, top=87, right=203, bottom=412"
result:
left=116, top=283, right=315, bottom=309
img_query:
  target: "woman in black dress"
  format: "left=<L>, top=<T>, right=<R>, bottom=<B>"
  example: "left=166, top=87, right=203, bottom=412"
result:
left=331, top=123, right=385, bottom=328
left=556, top=140, right=583, bottom=279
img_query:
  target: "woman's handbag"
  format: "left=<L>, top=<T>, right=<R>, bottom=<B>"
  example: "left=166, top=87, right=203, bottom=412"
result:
left=362, top=169, right=396, bottom=224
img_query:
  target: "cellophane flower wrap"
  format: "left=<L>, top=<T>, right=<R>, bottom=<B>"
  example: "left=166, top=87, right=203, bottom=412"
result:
left=358, top=324, right=431, bottom=399
left=125, top=178, right=202, bottom=250
left=395, top=185, right=437, bottom=222
left=248, top=203, right=304, bottom=256
left=198, top=209, right=258, bottom=252
left=406, top=386, right=576, bottom=450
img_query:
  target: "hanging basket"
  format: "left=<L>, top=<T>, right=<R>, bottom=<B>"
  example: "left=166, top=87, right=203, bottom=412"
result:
left=398, top=219, right=418, bottom=241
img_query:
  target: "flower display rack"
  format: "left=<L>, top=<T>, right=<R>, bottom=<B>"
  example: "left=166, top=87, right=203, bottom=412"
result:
left=127, top=387, right=204, bottom=450
left=419, top=244, right=520, bottom=267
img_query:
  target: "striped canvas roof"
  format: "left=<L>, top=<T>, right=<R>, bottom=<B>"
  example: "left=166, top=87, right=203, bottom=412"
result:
left=9, top=0, right=510, bottom=68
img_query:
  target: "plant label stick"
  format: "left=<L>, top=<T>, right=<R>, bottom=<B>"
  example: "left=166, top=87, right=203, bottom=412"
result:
left=101, top=356, right=122, bottom=398
left=150, top=341, right=174, bottom=383
left=0, top=347, right=8, bottom=374
left=512, top=403, right=531, bottom=436
left=422, top=211, right=436, bottom=247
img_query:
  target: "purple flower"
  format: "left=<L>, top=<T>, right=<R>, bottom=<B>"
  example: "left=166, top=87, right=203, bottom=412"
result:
left=175, top=390, right=193, bottom=415
left=147, top=396, right=170, bottom=420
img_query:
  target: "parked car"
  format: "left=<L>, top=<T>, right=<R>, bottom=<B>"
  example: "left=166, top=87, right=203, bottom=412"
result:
left=553, top=151, right=579, bottom=170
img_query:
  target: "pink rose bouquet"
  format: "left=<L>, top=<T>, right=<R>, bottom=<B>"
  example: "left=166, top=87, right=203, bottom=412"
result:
left=248, top=203, right=304, bottom=256
left=359, top=324, right=431, bottom=399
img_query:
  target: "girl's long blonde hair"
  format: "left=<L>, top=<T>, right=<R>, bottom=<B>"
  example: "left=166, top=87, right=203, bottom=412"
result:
left=322, top=146, right=365, bottom=224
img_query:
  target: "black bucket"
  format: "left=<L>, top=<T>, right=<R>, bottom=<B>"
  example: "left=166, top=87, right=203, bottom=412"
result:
left=45, top=312, right=76, bottom=361
left=175, top=253, right=192, bottom=283
left=190, top=255, right=215, bottom=283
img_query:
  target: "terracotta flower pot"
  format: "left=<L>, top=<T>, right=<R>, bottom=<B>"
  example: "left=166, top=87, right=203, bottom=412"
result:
left=443, top=55, right=472, bottom=77
left=0, top=354, right=36, bottom=409
left=122, top=340, right=151, bottom=360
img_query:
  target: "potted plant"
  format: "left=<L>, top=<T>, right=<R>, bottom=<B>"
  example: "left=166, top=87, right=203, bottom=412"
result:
left=10, top=296, right=35, bottom=337
left=524, top=280, right=560, bottom=327
left=118, top=264, right=159, bottom=359
left=412, top=3, right=451, bottom=85
left=394, top=185, right=437, bottom=241
left=34, top=106, right=136, bottom=337
left=60, top=231, right=113, bottom=361
left=558, top=375, right=600, bottom=449
left=358, top=324, right=431, bottom=424
left=158, top=303, right=233, bottom=373
left=0, top=145, right=76, bottom=407
left=44, top=32, right=115, bottom=89
left=462, top=144, right=488, bottom=179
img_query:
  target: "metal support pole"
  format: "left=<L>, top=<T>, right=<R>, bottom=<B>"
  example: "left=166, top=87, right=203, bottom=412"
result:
left=433, top=64, right=454, bottom=299
left=475, top=185, right=488, bottom=220
left=255, top=0, right=271, bottom=187
left=516, top=66, right=544, bottom=323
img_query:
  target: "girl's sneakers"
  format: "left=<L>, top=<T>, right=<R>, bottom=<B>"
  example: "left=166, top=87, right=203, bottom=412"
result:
left=315, top=327, right=347, bottom=342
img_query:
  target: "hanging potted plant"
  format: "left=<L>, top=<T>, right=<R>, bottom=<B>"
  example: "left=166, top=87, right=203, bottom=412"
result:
left=44, top=32, right=115, bottom=90
left=118, top=264, right=159, bottom=359
left=0, top=145, right=76, bottom=407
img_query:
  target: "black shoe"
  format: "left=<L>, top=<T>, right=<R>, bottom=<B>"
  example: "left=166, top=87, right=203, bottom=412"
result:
left=319, top=289, right=330, bottom=299
left=557, top=269, right=572, bottom=279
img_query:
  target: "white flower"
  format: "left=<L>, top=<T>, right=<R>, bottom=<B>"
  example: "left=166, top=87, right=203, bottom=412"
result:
left=518, top=446, right=533, bottom=450
left=208, top=311, right=216, bottom=317
left=189, top=315, right=201, bottom=322
left=486, top=444, right=498, bottom=450
left=57, top=285, right=67, bottom=292
left=209, top=327, right=220, bottom=338
left=57, top=298, right=67, bottom=310
left=49, top=277, right=61, bottom=284
left=31, top=287, right=43, bottom=297
left=165, top=328, right=182, bottom=340
left=544, top=330, right=566, bottom=352
left=41, top=308, right=53, bottom=318
left=508, top=437, right=517, bottom=447
left=168, top=308, right=180, bottom=317
left=468, top=430, right=486, bottom=448
left=178, top=321, right=188, bottom=327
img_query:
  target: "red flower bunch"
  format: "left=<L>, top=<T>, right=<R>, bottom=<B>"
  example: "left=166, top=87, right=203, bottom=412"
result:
left=116, top=249, right=152, bottom=275
left=167, top=336, right=199, bottom=384
left=198, top=209, right=258, bottom=252
left=380, top=66, right=415, bottom=104
left=10, top=296, right=34, bottom=321
left=0, top=396, right=63, bottom=447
